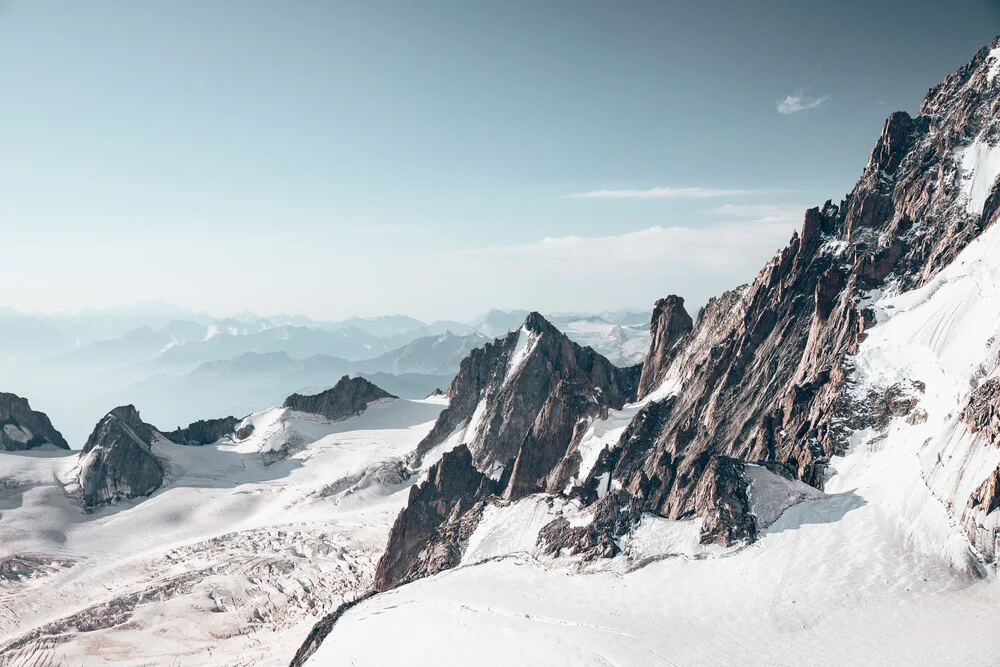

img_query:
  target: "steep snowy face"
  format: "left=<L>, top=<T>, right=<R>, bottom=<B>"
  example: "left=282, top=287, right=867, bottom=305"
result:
left=842, top=218, right=1000, bottom=566
left=0, top=393, right=68, bottom=451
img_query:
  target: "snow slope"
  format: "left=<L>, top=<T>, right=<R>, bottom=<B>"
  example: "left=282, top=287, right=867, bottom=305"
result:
left=309, top=467, right=997, bottom=666
left=849, top=218, right=1000, bottom=567
left=0, top=398, right=445, bottom=666
left=305, top=186, right=1000, bottom=667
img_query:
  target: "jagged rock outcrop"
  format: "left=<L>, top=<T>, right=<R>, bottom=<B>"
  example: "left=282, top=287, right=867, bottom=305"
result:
left=962, top=377, right=1000, bottom=441
left=293, top=41, right=1000, bottom=667
left=374, top=445, right=497, bottom=591
left=163, top=416, right=240, bottom=446
left=375, top=314, right=640, bottom=589
left=636, top=296, right=693, bottom=400
left=415, top=312, right=641, bottom=486
left=77, top=406, right=165, bottom=509
left=235, top=422, right=255, bottom=441
left=961, top=377, right=1000, bottom=561
left=537, top=489, right=643, bottom=561
left=0, top=393, right=68, bottom=451
left=282, top=375, right=395, bottom=421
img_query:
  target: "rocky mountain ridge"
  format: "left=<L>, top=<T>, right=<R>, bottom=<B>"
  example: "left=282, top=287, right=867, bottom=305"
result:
left=369, top=37, right=1000, bottom=592
left=77, top=405, right=166, bottom=509
left=282, top=375, right=396, bottom=422
left=377, top=312, right=640, bottom=588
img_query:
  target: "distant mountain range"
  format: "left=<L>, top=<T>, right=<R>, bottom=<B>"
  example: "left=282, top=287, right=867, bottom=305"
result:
left=0, top=304, right=650, bottom=445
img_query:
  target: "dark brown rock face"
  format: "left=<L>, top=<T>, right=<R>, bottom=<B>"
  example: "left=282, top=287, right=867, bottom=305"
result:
left=0, top=393, right=68, bottom=451
left=412, top=333, right=520, bottom=465
left=283, top=375, right=395, bottom=421
left=78, top=406, right=165, bottom=509
left=588, top=38, right=1000, bottom=543
left=537, top=489, right=643, bottom=561
left=962, top=378, right=1000, bottom=441
left=636, top=296, right=694, bottom=400
left=415, top=312, right=640, bottom=483
left=163, top=416, right=240, bottom=446
left=368, top=39, right=1000, bottom=601
left=374, top=445, right=496, bottom=591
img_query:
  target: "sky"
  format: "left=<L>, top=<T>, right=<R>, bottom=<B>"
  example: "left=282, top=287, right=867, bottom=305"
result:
left=1, top=1, right=999, bottom=321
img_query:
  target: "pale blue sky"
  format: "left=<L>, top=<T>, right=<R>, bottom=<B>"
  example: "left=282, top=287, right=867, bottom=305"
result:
left=1, top=1, right=998, bottom=320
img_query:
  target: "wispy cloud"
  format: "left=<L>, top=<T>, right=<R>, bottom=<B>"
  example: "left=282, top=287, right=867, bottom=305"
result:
left=567, top=186, right=772, bottom=199
left=777, top=90, right=829, bottom=115
left=445, top=217, right=797, bottom=269
left=706, top=203, right=808, bottom=222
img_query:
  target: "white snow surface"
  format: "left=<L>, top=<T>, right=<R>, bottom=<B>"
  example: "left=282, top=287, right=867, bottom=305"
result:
left=463, top=496, right=573, bottom=565
left=0, top=398, right=445, bottom=666
left=959, top=137, right=1000, bottom=214
left=988, top=46, right=1000, bottom=83
left=624, top=515, right=724, bottom=562
left=848, top=218, right=1000, bottom=566
left=504, top=325, right=537, bottom=385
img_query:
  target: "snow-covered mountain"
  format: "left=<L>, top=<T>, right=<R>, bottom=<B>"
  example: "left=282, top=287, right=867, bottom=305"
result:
left=292, top=37, right=1000, bottom=665
left=9, top=36, right=1000, bottom=667
left=0, top=387, right=446, bottom=665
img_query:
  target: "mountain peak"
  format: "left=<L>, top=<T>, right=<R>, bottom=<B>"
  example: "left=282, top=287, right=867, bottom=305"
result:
left=522, top=311, right=554, bottom=335
left=282, top=376, right=396, bottom=422
left=79, top=404, right=164, bottom=508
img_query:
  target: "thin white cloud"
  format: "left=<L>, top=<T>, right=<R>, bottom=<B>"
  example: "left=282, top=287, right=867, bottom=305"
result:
left=412, top=218, right=797, bottom=314
left=567, top=186, right=771, bottom=199
left=442, top=217, right=797, bottom=271
left=706, top=203, right=809, bottom=222
left=777, top=91, right=829, bottom=115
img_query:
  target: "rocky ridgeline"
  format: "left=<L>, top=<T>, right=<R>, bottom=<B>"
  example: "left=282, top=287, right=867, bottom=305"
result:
left=0, top=393, right=68, bottom=451
left=371, top=37, right=1000, bottom=591
left=77, top=408, right=245, bottom=508
left=163, top=416, right=240, bottom=446
left=375, top=312, right=641, bottom=589
left=635, top=295, right=693, bottom=400
left=283, top=375, right=396, bottom=421
left=5, top=375, right=399, bottom=511
left=581, top=37, right=1000, bottom=548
